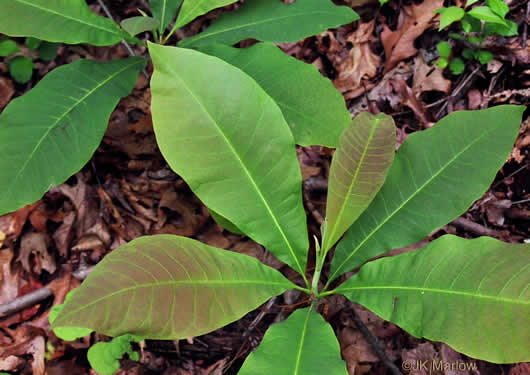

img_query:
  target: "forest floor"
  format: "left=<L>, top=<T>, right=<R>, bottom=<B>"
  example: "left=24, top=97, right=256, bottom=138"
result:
left=0, top=0, right=529, bottom=374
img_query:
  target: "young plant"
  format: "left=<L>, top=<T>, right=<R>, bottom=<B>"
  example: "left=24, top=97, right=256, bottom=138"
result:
left=434, top=0, right=517, bottom=74
left=0, top=0, right=358, bottom=215
left=49, top=47, right=528, bottom=372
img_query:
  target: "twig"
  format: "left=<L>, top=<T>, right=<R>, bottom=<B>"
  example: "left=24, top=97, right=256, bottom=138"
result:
left=95, top=0, right=149, bottom=79
left=491, top=163, right=528, bottom=190
left=0, top=266, right=93, bottom=319
left=451, top=217, right=501, bottom=237
left=435, top=65, right=481, bottom=119
left=350, top=307, right=402, bottom=375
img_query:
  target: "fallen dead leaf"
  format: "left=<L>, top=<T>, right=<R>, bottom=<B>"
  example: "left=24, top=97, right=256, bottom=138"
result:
left=0, top=325, right=46, bottom=375
left=381, top=0, right=444, bottom=72
left=0, top=76, right=14, bottom=110
left=401, top=342, right=441, bottom=375
left=412, top=56, right=451, bottom=94
left=17, top=232, right=56, bottom=275
left=0, top=248, right=20, bottom=305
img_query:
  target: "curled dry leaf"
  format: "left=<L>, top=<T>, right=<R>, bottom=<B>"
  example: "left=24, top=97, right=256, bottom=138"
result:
left=391, top=77, right=434, bottom=127
left=333, top=21, right=381, bottom=99
left=0, top=76, right=14, bottom=110
left=381, top=0, right=444, bottom=72
left=412, top=56, right=451, bottom=94
left=17, top=232, right=56, bottom=275
left=0, top=326, right=46, bottom=375
left=0, top=248, right=19, bottom=305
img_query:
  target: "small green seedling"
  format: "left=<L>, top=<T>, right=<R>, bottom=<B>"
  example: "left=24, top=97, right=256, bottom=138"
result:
left=0, top=36, right=60, bottom=84
left=434, top=0, right=517, bottom=74
left=0, top=1, right=528, bottom=374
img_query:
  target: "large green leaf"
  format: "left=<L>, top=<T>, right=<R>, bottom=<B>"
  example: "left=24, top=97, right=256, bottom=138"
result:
left=0, top=58, right=146, bottom=215
left=52, top=235, right=295, bottom=339
left=174, top=0, right=238, bottom=30
left=336, top=235, right=530, bottom=363
left=149, top=43, right=309, bottom=277
left=199, top=43, right=351, bottom=147
left=0, top=0, right=127, bottom=46
left=179, top=0, right=359, bottom=48
left=239, top=306, right=348, bottom=375
left=329, top=106, right=525, bottom=282
left=150, top=0, right=183, bottom=32
left=322, top=113, right=395, bottom=253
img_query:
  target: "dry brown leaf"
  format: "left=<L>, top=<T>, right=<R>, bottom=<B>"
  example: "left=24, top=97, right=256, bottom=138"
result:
left=0, top=76, right=14, bottom=110
left=52, top=211, right=75, bottom=257
left=0, top=326, right=46, bottom=375
left=391, top=77, right=434, bottom=127
left=401, top=342, right=441, bottom=375
left=0, top=248, right=20, bottom=305
left=17, top=232, right=56, bottom=275
left=413, top=56, right=451, bottom=94
left=381, top=0, right=444, bottom=72
left=334, top=21, right=381, bottom=96
left=0, top=202, right=39, bottom=238
left=439, top=344, right=475, bottom=375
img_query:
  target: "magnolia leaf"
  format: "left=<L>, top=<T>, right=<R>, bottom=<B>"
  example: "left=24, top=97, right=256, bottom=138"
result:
left=209, top=208, right=243, bottom=235
left=179, top=0, right=359, bottom=48
left=0, top=0, right=128, bottom=46
left=49, top=289, right=93, bottom=341
left=121, top=16, right=159, bottom=36
left=149, top=43, right=309, bottom=276
left=174, top=0, right=238, bottom=30
left=52, top=235, right=295, bottom=339
left=329, top=106, right=525, bottom=282
left=199, top=43, right=351, bottom=148
left=239, top=306, right=348, bottom=375
left=150, top=0, right=183, bottom=32
left=336, top=235, right=530, bottom=363
left=322, top=112, right=395, bottom=253
left=0, top=58, right=146, bottom=215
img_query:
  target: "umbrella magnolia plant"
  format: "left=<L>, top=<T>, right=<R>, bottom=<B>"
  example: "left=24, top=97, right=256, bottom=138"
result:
left=0, top=0, right=528, bottom=374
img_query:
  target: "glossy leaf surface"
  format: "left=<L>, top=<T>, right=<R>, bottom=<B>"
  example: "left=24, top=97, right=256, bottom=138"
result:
left=150, top=0, right=183, bottom=32
left=179, top=0, right=359, bottom=48
left=0, top=58, right=146, bottom=215
left=174, top=0, right=238, bottom=30
left=336, top=235, right=530, bottom=363
left=52, top=235, right=295, bottom=339
left=149, top=43, right=309, bottom=276
left=322, top=113, right=395, bottom=253
left=0, top=0, right=127, bottom=46
left=329, top=105, right=525, bottom=281
left=239, top=306, right=348, bottom=375
left=199, top=43, right=351, bottom=147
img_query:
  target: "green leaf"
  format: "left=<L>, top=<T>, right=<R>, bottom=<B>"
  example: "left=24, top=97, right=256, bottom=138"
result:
left=485, top=20, right=518, bottom=37
left=25, top=36, right=41, bottom=50
left=174, top=0, right=238, bottom=30
left=336, top=235, right=530, bottom=363
left=486, top=0, right=509, bottom=18
left=433, top=6, right=465, bottom=30
left=449, top=57, right=465, bottom=75
left=322, top=113, right=395, bottom=253
left=461, top=14, right=482, bottom=33
left=437, top=57, right=449, bottom=69
left=436, top=41, right=451, bottom=58
left=49, top=289, right=93, bottom=341
left=239, top=306, right=347, bottom=375
left=8, top=56, right=33, bottom=84
left=0, top=39, right=20, bottom=57
left=462, top=48, right=475, bottom=60
left=179, top=0, right=359, bottom=48
left=467, top=6, right=507, bottom=25
left=475, top=49, right=493, bottom=64
left=0, top=57, right=146, bottom=215
left=209, top=208, right=243, bottom=235
left=121, top=16, right=160, bottom=36
left=0, top=0, right=127, bottom=46
left=87, top=334, right=142, bottom=375
left=199, top=43, right=351, bottom=147
left=149, top=43, right=309, bottom=276
left=37, top=41, right=60, bottom=61
left=466, top=0, right=480, bottom=6
left=328, top=105, right=525, bottom=282
left=52, top=235, right=295, bottom=339
left=150, top=0, right=183, bottom=32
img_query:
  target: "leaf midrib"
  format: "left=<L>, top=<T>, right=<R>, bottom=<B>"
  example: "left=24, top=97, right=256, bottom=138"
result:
left=323, top=118, right=380, bottom=252
left=338, top=285, right=528, bottom=305
left=5, top=59, right=144, bottom=201
left=180, top=10, right=349, bottom=46
left=54, top=279, right=290, bottom=325
left=156, top=53, right=305, bottom=275
left=13, top=0, right=122, bottom=37
left=293, top=307, right=311, bottom=375
left=330, top=125, right=499, bottom=281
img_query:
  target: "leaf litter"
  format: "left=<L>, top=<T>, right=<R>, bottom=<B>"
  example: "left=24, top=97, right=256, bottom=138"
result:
left=1, top=0, right=529, bottom=374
